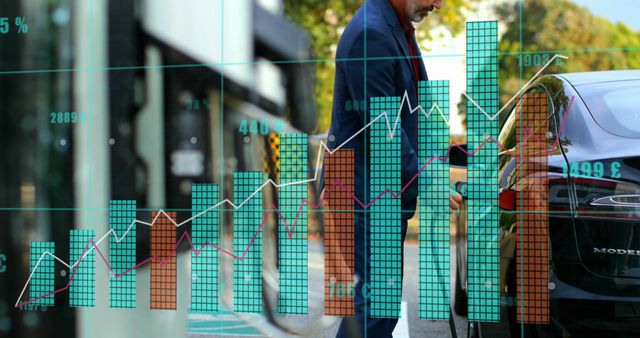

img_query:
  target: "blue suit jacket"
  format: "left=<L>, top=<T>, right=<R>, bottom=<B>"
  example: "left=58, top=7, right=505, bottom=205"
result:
left=324, top=0, right=427, bottom=221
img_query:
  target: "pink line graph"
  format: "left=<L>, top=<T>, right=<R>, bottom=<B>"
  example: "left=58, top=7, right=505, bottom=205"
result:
left=16, top=96, right=574, bottom=308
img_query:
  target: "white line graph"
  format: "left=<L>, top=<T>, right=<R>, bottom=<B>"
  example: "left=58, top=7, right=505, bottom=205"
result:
left=15, top=54, right=568, bottom=307
left=463, top=54, right=568, bottom=120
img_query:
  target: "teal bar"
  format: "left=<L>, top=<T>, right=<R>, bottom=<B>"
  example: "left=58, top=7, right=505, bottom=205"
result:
left=234, top=172, right=263, bottom=313
left=278, top=134, right=308, bottom=315
left=69, top=229, right=96, bottom=307
left=191, top=184, right=219, bottom=312
left=370, top=96, right=402, bottom=318
left=29, top=242, right=55, bottom=307
left=109, top=200, right=137, bottom=308
left=418, top=80, right=450, bottom=320
left=466, top=20, right=500, bottom=322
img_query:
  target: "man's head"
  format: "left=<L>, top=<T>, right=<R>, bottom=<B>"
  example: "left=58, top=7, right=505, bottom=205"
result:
left=397, top=0, right=442, bottom=23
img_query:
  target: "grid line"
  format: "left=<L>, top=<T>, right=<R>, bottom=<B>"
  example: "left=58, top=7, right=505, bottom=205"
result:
left=278, top=134, right=308, bottom=315
left=466, top=20, right=501, bottom=322
left=418, top=80, right=450, bottom=320
left=109, top=200, right=136, bottom=308
left=29, top=242, right=55, bottom=307
left=370, top=96, right=402, bottom=319
left=70, top=229, right=96, bottom=307
left=150, top=211, right=177, bottom=310
left=323, top=149, right=355, bottom=316
left=191, top=184, right=219, bottom=312
left=234, top=172, right=263, bottom=313
left=515, top=94, right=550, bottom=324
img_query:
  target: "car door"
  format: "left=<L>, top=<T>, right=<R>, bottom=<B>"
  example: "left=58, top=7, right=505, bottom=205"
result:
left=496, top=82, right=571, bottom=307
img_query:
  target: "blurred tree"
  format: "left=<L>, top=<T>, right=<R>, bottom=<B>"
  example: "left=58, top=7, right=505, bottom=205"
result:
left=496, top=0, right=640, bottom=106
left=457, top=0, right=640, bottom=129
left=283, top=0, right=476, bottom=132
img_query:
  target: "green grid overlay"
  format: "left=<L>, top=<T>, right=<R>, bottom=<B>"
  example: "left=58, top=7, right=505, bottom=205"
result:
left=191, top=184, right=219, bottom=312
left=109, top=200, right=136, bottom=308
left=29, top=242, right=55, bottom=307
left=466, top=21, right=500, bottom=322
left=69, top=229, right=96, bottom=307
left=278, top=134, right=308, bottom=315
left=370, top=97, right=402, bottom=318
left=418, top=80, right=450, bottom=320
left=234, top=172, right=263, bottom=313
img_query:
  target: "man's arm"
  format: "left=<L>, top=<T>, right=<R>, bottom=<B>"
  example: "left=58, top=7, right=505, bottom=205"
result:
left=343, top=29, right=419, bottom=203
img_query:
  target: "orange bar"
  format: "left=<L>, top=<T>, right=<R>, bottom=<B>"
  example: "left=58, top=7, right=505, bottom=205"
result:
left=150, top=211, right=177, bottom=310
left=323, top=149, right=355, bottom=316
left=515, top=93, right=550, bottom=324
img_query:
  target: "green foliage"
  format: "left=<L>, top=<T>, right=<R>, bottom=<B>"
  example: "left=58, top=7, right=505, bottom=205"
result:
left=496, top=0, right=640, bottom=105
left=282, top=0, right=359, bottom=133
left=283, top=0, right=476, bottom=132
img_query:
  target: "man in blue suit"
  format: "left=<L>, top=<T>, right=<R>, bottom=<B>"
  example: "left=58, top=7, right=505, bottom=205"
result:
left=324, top=0, right=461, bottom=336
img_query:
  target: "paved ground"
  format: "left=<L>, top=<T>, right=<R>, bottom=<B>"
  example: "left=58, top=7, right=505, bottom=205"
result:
left=400, top=243, right=468, bottom=338
left=305, top=241, right=468, bottom=338
left=188, top=240, right=469, bottom=337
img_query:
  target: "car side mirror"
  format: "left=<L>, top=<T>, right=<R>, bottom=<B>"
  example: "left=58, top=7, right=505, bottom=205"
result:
left=449, top=144, right=467, bottom=168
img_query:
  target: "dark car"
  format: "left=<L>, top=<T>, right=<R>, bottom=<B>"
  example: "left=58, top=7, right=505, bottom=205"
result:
left=453, top=70, right=640, bottom=337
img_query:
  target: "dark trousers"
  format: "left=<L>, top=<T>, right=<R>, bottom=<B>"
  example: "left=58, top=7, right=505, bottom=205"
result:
left=336, top=214, right=409, bottom=338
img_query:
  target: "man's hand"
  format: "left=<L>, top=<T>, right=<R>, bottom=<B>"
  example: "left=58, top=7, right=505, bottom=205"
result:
left=450, top=191, right=463, bottom=210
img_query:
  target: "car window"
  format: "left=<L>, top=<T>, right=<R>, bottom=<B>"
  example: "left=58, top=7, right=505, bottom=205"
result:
left=498, top=103, right=518, bottom=150
left=498, top=87, right=554, bottom=151
left=579, top=81, right=640, bottom=138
